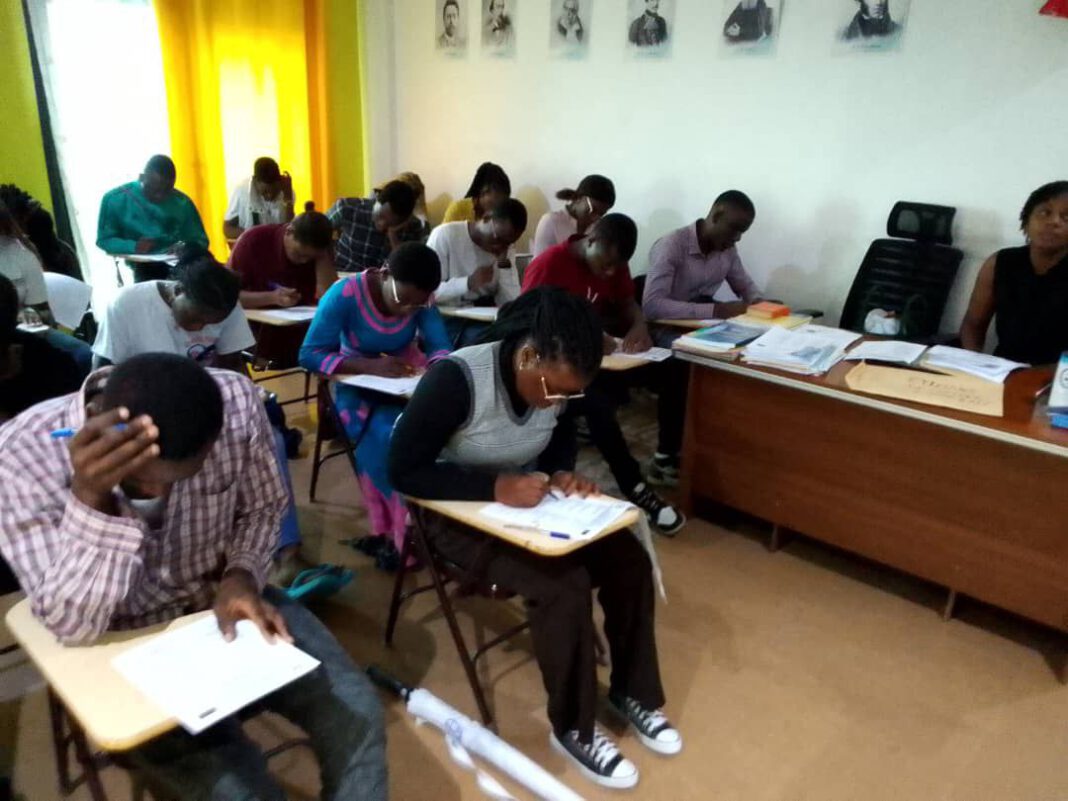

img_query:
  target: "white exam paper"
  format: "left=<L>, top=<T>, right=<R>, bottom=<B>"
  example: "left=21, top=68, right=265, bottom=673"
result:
left=112, top=617, right=320, bottom=734
left=843, top=340, right=928, bottom=365
left=480, top=495, right=631, bottom=539
left=253, top=306, right=318, bottom=323
left=336, top=373, right=423, bottom=396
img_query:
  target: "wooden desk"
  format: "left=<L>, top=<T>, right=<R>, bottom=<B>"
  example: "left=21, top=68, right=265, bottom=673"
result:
left=244, top=308, right=317, bottom=327
left=407, top=498, right=639, bottom=557
left=5, top=600, right=205, bottom=750
left=677, top=351, right=1068, bottom=638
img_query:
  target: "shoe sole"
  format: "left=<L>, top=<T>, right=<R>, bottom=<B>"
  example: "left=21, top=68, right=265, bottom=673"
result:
left=607, top=700, right=684, bottom=756
left=652, top=512, right=686, bottom=537
left=550, top=733, right=639, bottom=790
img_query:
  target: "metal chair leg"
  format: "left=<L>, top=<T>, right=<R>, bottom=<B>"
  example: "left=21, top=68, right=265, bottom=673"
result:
left=384, top=532, right=413, bottom=646
left=309, top=416, right=326, bottom=502
left=410, top=516, right=496, bottom=729
left=49, top=689, right=109, bottom=801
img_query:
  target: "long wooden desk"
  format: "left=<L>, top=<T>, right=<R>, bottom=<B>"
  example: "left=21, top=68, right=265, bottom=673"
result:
left=676, top=351, right=1068, bottom=638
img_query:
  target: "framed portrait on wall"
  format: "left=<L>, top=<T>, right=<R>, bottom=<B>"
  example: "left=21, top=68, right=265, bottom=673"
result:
left=436, top=0, right=468, bottom=54
left=721, top=0, right=783, bottom=55
left=836, top=0, right=910, bottom=51
left=550, top=0, right=591, bottom=57
left=626, top=0, right=674, bottom=56
left=482, top=0, right=517, bottom=57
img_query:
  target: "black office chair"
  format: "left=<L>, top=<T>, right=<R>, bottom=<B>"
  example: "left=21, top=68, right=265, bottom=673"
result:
left=838, top=202, right=964, bottom=341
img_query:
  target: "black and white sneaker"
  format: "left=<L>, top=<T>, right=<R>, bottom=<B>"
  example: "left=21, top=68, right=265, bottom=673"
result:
left=646, top=452, right=680, bottom=488
left=551, top=727, right=639, bottom=789
left=628, top=482, right=686, bottom=536
left=608, top=694, right=683, bottom=756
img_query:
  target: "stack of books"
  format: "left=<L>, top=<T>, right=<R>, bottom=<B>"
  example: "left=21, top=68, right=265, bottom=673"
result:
left=742, top=325, right=861, bottom=375
left=1049, top=352, right=1068, bottom=430
left=672, top=320, right=768, bottom=360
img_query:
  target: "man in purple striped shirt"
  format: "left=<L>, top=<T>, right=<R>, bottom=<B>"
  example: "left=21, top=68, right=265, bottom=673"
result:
left=642, top=190, right=762, bottom=324
left=0, top=353, right=386, bottom=799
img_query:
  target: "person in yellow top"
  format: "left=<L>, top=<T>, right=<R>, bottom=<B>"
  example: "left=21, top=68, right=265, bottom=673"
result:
left=442, top=162, right=511, bottom=223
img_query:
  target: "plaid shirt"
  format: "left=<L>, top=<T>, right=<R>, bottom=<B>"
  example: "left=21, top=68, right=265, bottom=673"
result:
left=327, top=196, right=422, bottom=272
left=0, top=369, right=285, bottom=643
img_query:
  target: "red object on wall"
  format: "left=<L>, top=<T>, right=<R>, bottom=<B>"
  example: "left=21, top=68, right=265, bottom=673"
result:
left=1041, top=0, right=1068, bottom=18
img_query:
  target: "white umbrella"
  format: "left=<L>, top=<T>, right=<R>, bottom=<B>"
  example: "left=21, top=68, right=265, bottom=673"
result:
left=368, top=667, right=585, bottom=801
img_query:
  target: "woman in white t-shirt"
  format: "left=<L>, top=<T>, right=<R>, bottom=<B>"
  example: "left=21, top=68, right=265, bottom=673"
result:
left=223, top=157, right=295, bottom=241
left=531, top=174, right=616, bottom=257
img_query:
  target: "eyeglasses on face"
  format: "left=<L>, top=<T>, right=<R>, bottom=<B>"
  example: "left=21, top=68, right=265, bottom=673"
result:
left=540, top=374, right=585, bottom=402
left=389, top=277, right=429, bottom=310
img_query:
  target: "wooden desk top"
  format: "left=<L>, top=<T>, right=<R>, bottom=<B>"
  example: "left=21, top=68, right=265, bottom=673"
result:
left=244, top=308, right=316, bottom=327
left=5, top=601, right=206, bottom=750
left=408, top=498, right=639, bottom=556
left=601, top=352, right=653, bottom=371
left=438, top=306, right=500, bottom=322
left=676, top=351, right=1068, bottom=458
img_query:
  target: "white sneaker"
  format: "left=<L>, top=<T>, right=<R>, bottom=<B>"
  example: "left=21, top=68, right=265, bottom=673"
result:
left=609, top=693, right=683, bottom=756
left=551, top=727, right=640, bottom=789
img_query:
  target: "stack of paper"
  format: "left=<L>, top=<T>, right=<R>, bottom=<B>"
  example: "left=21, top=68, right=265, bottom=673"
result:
left=113, top=617, right=320, bottom=734
left=743, top=324, right=862, bottom=375
left=610, top=339, right=673, bottom=362
left=922, top=346, right=1028, bottom=384
left=480, top=494, right=631, bottom=539
left=336, top=373, right=423, bottom=397
left=253, top=306, right=319, bottom=323
left=843, top=340, right=929, bottom=366
left=673, top=321, right=768, bottom=358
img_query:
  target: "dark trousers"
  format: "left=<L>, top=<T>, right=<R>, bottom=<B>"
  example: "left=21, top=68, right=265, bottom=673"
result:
left=419, top=508, right=665, bottom=741
left=130, top=263, right=172, bottom=283
left=126, top=588, right=387, bottom=801
left=565, top=360, right=688, bottom=493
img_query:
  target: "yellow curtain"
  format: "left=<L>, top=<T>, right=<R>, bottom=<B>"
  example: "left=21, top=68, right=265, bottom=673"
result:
left=154, top=0, right=327, bottom=256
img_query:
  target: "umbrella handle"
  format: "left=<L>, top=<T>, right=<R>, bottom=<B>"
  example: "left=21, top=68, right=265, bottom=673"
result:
left=366, top=664, right=413, bottom=700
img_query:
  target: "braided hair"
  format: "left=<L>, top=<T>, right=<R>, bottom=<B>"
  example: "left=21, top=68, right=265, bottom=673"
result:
left=478, top=287, right=603, bottom=380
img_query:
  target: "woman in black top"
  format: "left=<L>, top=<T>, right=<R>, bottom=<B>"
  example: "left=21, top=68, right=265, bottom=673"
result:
left=388, top=289, right=680, bottom=790
left=960, top=181, right=1068, bottom=365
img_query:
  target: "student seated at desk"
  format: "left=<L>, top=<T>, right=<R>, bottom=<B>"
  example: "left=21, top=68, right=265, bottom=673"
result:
left=960, top=181, right=1068, bottom=365
left=642, top=189, right=762, bottom=324
left=442, top=162, right=511, bottom=224
left=374, top=171, right=433, bottom=243
left=522, top=214, right=685, bottom=535
left=327, top=180, right=420, bottom=273
left=531, top=174, right=615, bottom=257
left=0, top=353, right=386, bottom=800
left=642, top=190, right=762, bottom=485
left=1, top=183, right=82, bottom=279
left=299, top=243, right=451, bottom=571
left=0, top=274, right=82, bottom=423
left=228, top=211, right=336, bottom=309
left=0, top=199, right=92, bottom=377
left=96, top=155, right=209, bottom=282
left=428, top=197, right=527, bottom=345
left=223, top=156, right=296, bottom=241
left=389, top=289, right=681, bottom=789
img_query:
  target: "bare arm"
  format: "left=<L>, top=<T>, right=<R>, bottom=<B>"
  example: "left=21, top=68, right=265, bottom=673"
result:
left=314, top=252, right=338, bottom=299
left=223, top=219, right=244, bottom=241
left=960, top=255, right=997, bottom=352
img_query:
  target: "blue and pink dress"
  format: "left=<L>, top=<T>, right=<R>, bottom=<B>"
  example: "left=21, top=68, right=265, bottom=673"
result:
left=299, top=272, right=451, bottom=549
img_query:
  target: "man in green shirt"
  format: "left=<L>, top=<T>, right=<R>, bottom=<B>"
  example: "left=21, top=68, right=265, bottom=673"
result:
left=97, top=155, right=209, bottom=282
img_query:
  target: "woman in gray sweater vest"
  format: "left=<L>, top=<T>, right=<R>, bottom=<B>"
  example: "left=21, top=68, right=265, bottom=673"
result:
left=389, top=288, right=681, bottom=790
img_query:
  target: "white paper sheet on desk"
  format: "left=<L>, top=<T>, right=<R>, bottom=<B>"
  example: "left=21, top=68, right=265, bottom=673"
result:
left=253, top=306, right=318, bottom=323
left=336, top=373, right=422, bottom=396
left=843, top=340, right=928, bottom=365
left=743, top=324, right=860, bottom=374
left=112, top=617, right=320, bottom=735
left=480, top=495, right=632, bottom=539
left=609, top=342, right=673, bottom=363
left=122, top=253, right=179, bottom=264
left=922, top=345, right=1027, bottom=384
left=450, top=306, right=499, bottom=321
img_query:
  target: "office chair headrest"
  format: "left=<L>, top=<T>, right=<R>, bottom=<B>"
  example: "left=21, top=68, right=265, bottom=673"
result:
left=887, top=202, right=956, bottom=245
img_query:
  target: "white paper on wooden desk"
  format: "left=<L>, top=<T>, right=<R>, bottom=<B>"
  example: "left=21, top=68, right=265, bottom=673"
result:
left=253, top=306, right=318, bottom=323
left=480, top=495, right=632, bottom=539
left=609, top=340, right=673, bottom=363
left=112, top=616, right=320, bottom=734
left=445, top=306, right=499, bottom=321
left=336, top=373, right=423, bottom=396
left=843, top=340, right=928, bottom=365
left=122, top=253, right=179, bottom=264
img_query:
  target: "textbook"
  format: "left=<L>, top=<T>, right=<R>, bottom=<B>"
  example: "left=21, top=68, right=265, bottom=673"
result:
left=672, top=321, right=768, bottom=358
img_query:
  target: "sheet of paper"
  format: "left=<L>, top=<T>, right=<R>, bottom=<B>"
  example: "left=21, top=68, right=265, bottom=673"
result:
left=122, top=253, right=179, bottom=264
left=843, top=340, right=928, bottom=365
left=253, top=306, right=319, bottom=323
left=450, top=306, right=499, bottom=321
left=336, top=373, right=423, bottom=396
left=743, top=324, right=861, bottom=375
left=922, top=345, right=1028, bottom=384
left=112, top=617, right=320, bottom=735
left=16, top=323, right=50, bottom=334
left=609, top=340, right=673, bottom=362
left=480, top=495, right=632, bottom=539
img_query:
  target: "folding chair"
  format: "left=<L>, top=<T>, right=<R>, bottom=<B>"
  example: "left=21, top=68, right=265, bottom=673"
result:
left=308, top=377, right=376, bottom=502
left=384, top=504, right=530, bottom=730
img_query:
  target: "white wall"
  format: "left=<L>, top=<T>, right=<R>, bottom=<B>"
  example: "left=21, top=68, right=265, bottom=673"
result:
left=362, top=0, right=1068, bottom=330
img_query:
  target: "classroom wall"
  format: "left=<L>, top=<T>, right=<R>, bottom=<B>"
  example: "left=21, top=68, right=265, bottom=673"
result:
left=361, top=0, right=1068, bottom=331
left=0, top=0, right=52, bottom=209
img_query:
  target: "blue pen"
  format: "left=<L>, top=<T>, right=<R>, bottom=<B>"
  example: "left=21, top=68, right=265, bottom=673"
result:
left=51, top=423, right=128, bottom=440
left=549, top=532, right=571, bottom=540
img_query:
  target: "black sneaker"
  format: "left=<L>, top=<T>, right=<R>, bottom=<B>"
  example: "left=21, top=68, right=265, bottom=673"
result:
left=646, top=452, right=680, bottom=488
left=608, top=693, right=683, bottom=755
left=550, top=728, right=639, bottom=789
left=374, top=541, right=402, bottom=572
left=628, top=482, right=686, bottom=536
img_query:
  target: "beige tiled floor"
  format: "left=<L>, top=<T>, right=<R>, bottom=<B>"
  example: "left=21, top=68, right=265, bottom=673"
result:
left=5, top=377, right=1068, bottom=800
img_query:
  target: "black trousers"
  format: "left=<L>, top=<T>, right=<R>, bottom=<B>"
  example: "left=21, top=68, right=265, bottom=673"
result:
left=130, top=263, right=173, bottom=283
left=564, top=360, right=688, bottom=493
left=418, top=508, right=665, bottom=741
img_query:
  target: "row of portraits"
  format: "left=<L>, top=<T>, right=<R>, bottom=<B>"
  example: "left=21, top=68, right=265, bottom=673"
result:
left=437, top=0, right=911, bottom=57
